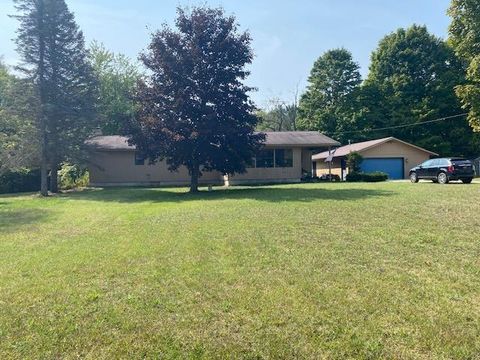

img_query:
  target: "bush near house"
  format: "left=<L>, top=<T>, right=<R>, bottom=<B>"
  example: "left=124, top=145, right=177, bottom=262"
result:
left=346, top=171, right=388, bottom=182
left=59, top=164, right=89, bottom=190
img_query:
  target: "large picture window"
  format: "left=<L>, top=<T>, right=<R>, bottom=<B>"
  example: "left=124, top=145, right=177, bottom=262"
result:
left=251, top=148, right=294, bottom=169
left=256, top=149, right=274, bottom=168
left=275, top=149, right=293, bottom=168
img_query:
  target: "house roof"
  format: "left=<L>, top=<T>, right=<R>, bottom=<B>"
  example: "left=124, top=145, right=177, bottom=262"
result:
left=86, top=132, right=340, bottom=151
left=312, top=137, right=439, bottom=160
left=262, top=131, right=340, bottom=147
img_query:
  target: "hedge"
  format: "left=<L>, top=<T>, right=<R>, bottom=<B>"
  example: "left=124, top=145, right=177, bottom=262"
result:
left=0, top=168, right=41, bottom=194
left=346, top=171, right=389, bottom=183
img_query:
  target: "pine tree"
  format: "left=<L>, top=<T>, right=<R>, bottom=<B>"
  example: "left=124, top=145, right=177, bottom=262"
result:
left=12, top=0, right=97, bottom=195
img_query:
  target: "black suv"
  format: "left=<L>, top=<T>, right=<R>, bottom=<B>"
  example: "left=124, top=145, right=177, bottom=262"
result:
left=410, top=158, right=475, bottom=184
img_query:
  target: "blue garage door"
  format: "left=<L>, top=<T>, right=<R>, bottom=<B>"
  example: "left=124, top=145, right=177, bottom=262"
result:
left=360, top=158, right=404, bottom=180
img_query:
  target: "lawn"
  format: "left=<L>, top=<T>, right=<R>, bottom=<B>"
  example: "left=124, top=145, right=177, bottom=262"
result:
left=0, top=182, right=479, bottom=359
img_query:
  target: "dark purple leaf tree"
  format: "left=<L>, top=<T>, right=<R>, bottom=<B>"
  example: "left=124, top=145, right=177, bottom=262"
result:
left=130, top=6, right=264, bottom=193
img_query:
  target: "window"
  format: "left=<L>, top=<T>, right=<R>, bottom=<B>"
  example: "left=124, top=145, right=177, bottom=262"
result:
left=256, top=149, right=274, bottom=168
left=422, top=160, right=434, bottom=167
left=275, top=149, right=293, bottom=168
left=135, top=153, right=145, bottom=166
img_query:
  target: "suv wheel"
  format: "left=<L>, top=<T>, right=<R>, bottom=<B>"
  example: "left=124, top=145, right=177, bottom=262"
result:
left=462, top=178, right=473, bottom=184
left=437, top=172, right=449, bottom=184
left=410, top=172, right=419, bottom=183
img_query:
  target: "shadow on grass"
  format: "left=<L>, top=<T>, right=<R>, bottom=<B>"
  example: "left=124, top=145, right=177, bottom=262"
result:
left=0, top=207, right=50, bottom=233
left=63, top=185, right=395, bottom=204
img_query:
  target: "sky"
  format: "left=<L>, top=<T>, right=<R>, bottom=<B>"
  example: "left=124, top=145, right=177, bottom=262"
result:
left=0, top=0, right=452, bottom=107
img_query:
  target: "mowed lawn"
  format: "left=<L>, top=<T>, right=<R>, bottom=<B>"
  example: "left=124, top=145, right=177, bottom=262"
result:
left=1, top=182, right=479, bottom=359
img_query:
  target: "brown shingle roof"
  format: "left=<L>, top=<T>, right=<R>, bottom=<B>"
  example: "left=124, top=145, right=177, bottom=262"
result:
left=87, top=132, right=340, bottom=151
left=262, top=131, right=340, bottom=147
left=312, top=137, right=438, bottom=160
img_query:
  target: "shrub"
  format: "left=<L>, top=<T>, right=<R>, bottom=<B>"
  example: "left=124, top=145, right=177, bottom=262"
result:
left=346, top=172, right=388, bottom=183
left=346, top=152, right=363, bottom=173
left=345, top=172, right=363, bottom=182
left=0, top=168, right=41, bottom=194
left=59, top=164, right=89, bottom=190
left=362, top=172, right=389, bottom=182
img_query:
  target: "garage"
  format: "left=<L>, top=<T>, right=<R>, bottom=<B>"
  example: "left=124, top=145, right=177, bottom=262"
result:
left=312, top=137, right=438, bottom=180
left=361, top=158, right=404, bottom=180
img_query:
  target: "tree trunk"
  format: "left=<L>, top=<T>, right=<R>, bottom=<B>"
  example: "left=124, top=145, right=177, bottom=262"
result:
left=39, top=124, right=49, bottom=197
left=50, top=164, right=59, bottom=193
left=40, top=156, right=48, bottom=197
left=190, top=164, right=200, bottom=193
left=38, top=1, right=48, bottom=197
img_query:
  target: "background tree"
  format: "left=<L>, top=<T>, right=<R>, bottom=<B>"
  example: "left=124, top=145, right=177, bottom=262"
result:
left=130, top=6, right=264, bottom=193
left=0, top=60, right=39, bottom=174
left=90, top=41, right=142, bottom=135
left=12, top=0, right=97, bottom=195
left=361, top=25, right=477, bottom=156
left=257, top=98, right=297, bottom=132
left=297, top=48, right=361, bottom=142
left=448, top=0, right=480, bottom=131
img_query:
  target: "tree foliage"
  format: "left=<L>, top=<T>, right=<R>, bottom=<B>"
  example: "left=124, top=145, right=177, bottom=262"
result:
left=129, top=6, right=264, bottom=192
left=12, top=0, right=98, bottom=194
left=0, top=60, right=39, bottom=174
left=257, top=98, right=297, bottom=131
left=89, top=42, right=142, bottom=135
left=360, top=25, right=477, bottom=156
left=298, top=48, right=361, bottom=142
left=448, top=0, right=480, bottom=131
left=346, top=151, right=363, bottom=173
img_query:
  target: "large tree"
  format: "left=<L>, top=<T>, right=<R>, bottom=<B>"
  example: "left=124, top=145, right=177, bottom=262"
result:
left=90, top=42, right=142, bottom=135
left=12, top=0, right=97, bottom=195
left=297, top=48, right=361, bottom=142
left=448, top=0, right=480, bottom=131
left=361, top=25, right=477, bottom=156
left=0, top=61, right=39, bottom=174
left=130, top=7, right=264, bottom=193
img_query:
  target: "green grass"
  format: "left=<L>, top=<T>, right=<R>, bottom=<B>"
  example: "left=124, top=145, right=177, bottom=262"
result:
left=1, top=182, right=479, bottom=359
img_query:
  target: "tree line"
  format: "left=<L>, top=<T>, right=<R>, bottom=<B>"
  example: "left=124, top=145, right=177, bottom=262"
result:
left=260, top=4, right=480, bottom=158
left=1, top=0, right=479, bottom=194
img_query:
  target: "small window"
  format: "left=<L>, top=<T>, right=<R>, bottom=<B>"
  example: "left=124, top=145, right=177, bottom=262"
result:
left=275, top=149, right=293, bottom=168
left=256, top=149, right=274, bottom=168
left=135, top=153, right=145, bottom=166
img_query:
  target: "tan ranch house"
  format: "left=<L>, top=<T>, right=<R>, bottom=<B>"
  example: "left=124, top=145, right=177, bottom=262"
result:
left=87, top=131, right=340, bottom=187
left=313, top=137, right=438, bottom=180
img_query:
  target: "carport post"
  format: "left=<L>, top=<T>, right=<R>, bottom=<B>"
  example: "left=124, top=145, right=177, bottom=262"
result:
left=328, top=147, right=332, bottom=181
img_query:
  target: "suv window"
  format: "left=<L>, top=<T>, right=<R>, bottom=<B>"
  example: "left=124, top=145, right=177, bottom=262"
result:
left=451, top=159, right=471, bottom=166
left=422, top=160, right=434, bottom=167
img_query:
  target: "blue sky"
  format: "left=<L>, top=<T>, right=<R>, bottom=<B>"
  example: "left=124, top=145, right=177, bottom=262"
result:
left=0, top=0, right=452, bottom=107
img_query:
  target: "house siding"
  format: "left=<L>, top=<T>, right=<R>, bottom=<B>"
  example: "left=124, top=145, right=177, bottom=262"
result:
left=227, top=147, right=303, bottom=185
left=88, top=151, right=223, bottom=187
left=315, top=158, right=343, bottom=178
left=89, top=146, right=308, bottom=187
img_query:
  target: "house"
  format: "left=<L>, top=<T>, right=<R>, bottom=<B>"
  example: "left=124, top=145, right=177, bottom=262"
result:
left=86, top=131, right=340, bottom=187
left=312, top=137, right=438, bottom=180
